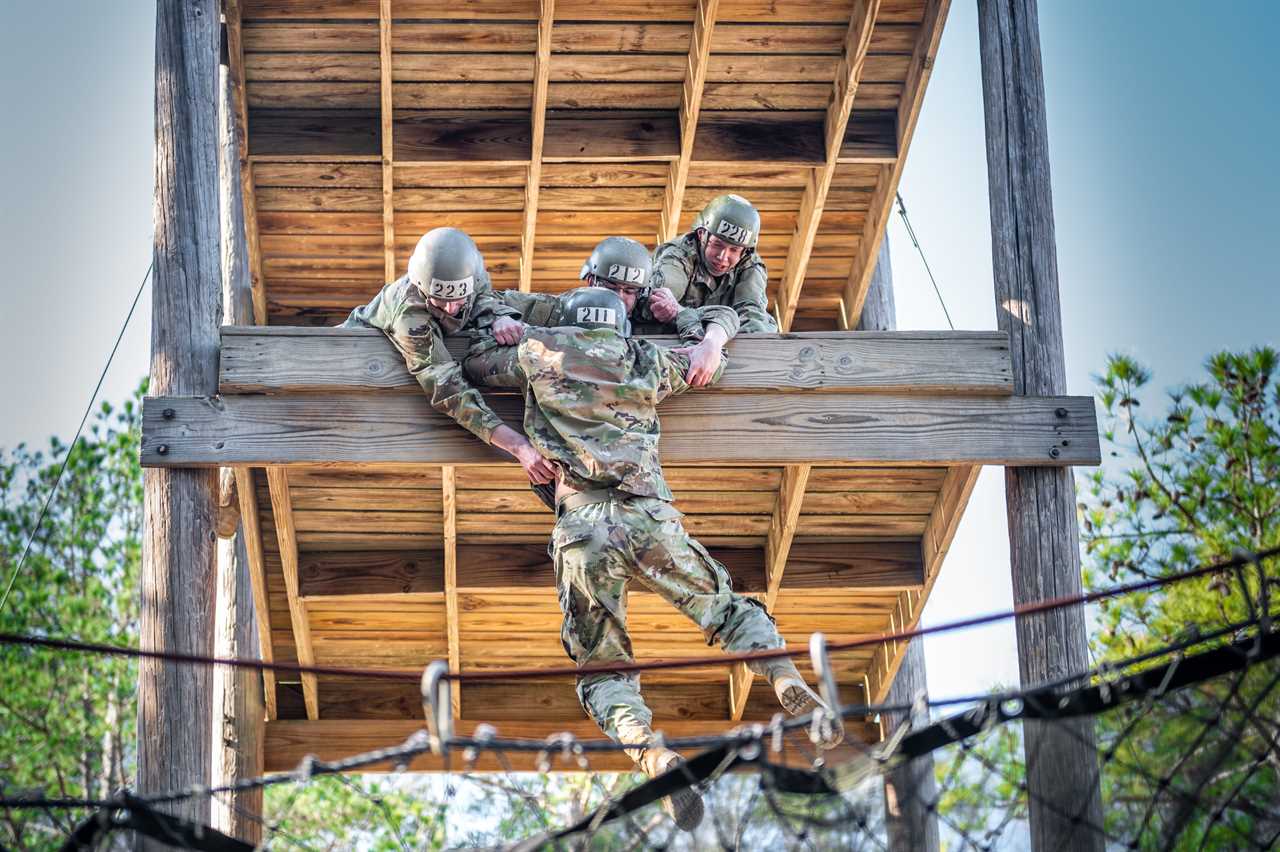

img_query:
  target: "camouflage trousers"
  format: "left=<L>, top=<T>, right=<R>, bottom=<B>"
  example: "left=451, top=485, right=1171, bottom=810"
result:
left=463, top=338, right=522, bottom=389
left=551, top=494, right=799, bottom=764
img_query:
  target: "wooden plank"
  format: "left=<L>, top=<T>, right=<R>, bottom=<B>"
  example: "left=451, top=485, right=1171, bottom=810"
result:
left=441, top=465, right=461, bottom=717
left=842, top=0, right=949, bottom=327
left=378, top=0, right=395, bottom=281
left=520, top=0, right=555, bottom=292
left=143, top=392, right=1101, bottom=467
left=218, top=327, right=1014, bottom=395
left=264, top=718, right=880, bottom=773
left=226, top=0, right=268, bottom=324
left=266, top=467, right=319, bottom=719
left=778, top=0, right=880, bottom=331
left=658, top=0, right=719, bottom=243
left=234, top=467, right=278, bottom=719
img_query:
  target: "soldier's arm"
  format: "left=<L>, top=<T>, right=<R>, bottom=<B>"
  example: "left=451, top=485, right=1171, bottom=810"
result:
left=338, top=282, right=391, bottom=328
left=732, top=260, right=779, bottom=333
left=493, top=290, right=561, bottom=328
left=655, top=346, right=727, bottom=403
left=648, top=241, right=693, bottom=302
left=470, top=270, right=521, bottom=328
left=673, top=304, right=740, bottom=343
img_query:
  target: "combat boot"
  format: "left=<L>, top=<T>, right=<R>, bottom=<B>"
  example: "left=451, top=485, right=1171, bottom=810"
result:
left=639, top=746, right=704, bottom=832
left=771, top=673, right=845, bottom=749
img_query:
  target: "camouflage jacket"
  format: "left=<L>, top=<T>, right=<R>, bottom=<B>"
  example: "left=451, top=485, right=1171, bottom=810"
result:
left=514, top=327, right=725, bottom=500
left=339, top=273, right=519, bottom=444
left=650, top=231, right=777, bottom=333
left=494, top=289, right=740, bottom=339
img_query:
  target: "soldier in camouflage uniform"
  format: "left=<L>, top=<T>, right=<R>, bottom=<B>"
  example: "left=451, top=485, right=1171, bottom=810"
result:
left=466, top=236, right=734, bottom=390
left=484, top=285, right=839, bottom=831
left=340, top=227, right=555, bottom=485
left=649, top=193, right=777, bottom=335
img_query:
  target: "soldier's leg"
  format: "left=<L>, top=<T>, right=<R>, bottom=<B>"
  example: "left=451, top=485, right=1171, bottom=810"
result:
left=461, top=338, right=524, bottom=389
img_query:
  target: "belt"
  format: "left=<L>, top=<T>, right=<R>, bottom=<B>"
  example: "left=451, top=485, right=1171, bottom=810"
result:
left=555, top=487, right=635, bottom=518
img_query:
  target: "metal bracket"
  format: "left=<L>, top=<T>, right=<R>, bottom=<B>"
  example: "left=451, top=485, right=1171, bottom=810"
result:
left=420, top=660, right=453, bottom=754
left=808, top=632, right=846, bottom=747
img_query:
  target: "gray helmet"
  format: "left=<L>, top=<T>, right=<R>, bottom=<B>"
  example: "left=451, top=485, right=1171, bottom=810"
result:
left=407, top=227, right=482, bottom=300
left=559, top=287, right=631, bottom=337
left=695, top=193, right=760, bottom=251
left=578, top=236, right=652, bottom=290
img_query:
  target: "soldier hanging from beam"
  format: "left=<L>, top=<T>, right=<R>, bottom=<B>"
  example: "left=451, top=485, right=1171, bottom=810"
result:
left=463, top=242, right=842, bottom=832
left=338, top=227, right=555, bottom=485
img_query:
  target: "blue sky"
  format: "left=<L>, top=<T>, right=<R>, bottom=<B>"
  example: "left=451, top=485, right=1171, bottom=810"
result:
left=0, top=3, right=1275, bottom=697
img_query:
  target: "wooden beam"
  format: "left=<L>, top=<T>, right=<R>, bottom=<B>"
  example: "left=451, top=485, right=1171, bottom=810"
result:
left=218, top=327, right=1016, bottom=396
left=265, top=718, right=880, bottom=774
left=442, top=465, right=461, bottom=717
left=265, top=467, right=319, bottom=719
left=777, top=0, right=880, bottom=331
left=842, top=0, right=950, bottom=328
left=731, top=463, right=809, bottom=719
left=142, top=392, right=1100, bottom=468
left=296, top=542, right=921, bottom=599
left=224, top=0, right=267, bottom=325
left=519, top=0, right=554, bottom=292
left=378, top=0, right=396, bottom=281
left=234, top=468, right=277, bottom=719
left=658, top=0, right=719, bottom=242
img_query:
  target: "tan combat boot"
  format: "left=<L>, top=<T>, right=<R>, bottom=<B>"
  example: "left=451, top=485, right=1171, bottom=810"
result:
left=771, top=673, right=845, bottom=749
left=638, top=746, right=704, bottom=832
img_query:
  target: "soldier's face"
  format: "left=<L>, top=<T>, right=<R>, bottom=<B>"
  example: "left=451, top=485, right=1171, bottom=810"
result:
left=591, top=278, right=640, bottom=313
left=428, top=296, right=468, bottom=316
left=700, top=232, right=747, bottom=276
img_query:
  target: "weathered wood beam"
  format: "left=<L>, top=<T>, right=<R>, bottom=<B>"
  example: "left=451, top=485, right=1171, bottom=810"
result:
left=234, top=468, right=277, bottom=719
left=265, top=467, right=319, bottom=719
left=265, top=719, right=880, bottom=774
left=224, top=0, right=267, bottom=325
left=841, top=0, right=950, bottom=328
left=519, top=0, right=554, bottom=292
left=296, top=543, right=923, bottom=599
left=441, top=465, right=461, bottom=717
left=658, top=0, right=719, bottom=242
left=777, top=0, right=879, bottom=331
left=378, top=0, right=396, bottom=282
left=142, top=392, right=1099, bottom=468
left=731, top=463, right=809, bottom=719
left=218, top=327, right=1015, bottom=396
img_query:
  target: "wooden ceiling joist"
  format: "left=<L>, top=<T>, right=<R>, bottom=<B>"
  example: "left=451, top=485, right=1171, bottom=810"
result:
left=232, top=466, right=278, bottom=719
left=377, top=0, right=395, bottom=281
left=658, top=0, right=719, bottom=243
left=777, top=0, right=880, bottom=331
left=519, top=0, right=555, bottom=292
left=265, top=467, right=319, bottom=719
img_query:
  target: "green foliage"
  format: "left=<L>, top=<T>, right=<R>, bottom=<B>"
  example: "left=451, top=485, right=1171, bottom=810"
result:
left=0, top=382, right=145, bottom=850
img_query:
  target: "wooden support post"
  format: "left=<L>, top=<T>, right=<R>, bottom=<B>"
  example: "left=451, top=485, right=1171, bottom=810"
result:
left=210, top=35, right=264, bottom=842
left=861, top=236, right=941, bottom=851
left=441, top=465, right=462, bottom=716
left=658, top=0, right=719, bottom=243
left=233, top=467, right=276, bottom=721
left=266, top=467, right=319, bottom=719
left=730, top=463, right=809, bottom=719
left=223, top=0, right=266, bottom=325
left=978, top=0, right=1105, bottom=847
left=778, top=0, right=879, bottom=331
left=137, top=0, right=221, bottom=831
left=378, top=0, right=396, bottom=281
left=519, top=0, right=554, bottom=292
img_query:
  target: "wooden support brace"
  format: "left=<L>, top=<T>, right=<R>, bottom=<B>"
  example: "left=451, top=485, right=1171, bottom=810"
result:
left=730, top=463, right=810, bottom=720
left=778, top=0, right=880, bottom=331
left=224, top=0, right=267, bottom=325
left=441, top=465, right=461, bottom=717
left=519, top=0, right=555, bottom=292
left=378, top=0, right=396, bottom=281
left=658, top=0, right=719, bottom=243
left=232, top=467, right=277, bottom=720
left=265, top=467, right=319, bottom=719
left=842, top=0, right=950, bottom=328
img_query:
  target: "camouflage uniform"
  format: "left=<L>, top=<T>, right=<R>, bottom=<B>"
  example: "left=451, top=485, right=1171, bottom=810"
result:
left=650, top=232, right=777, bottom=333
left=340, top=272, right=518, bottom=443
left=506, top=327, right=796, bottom=761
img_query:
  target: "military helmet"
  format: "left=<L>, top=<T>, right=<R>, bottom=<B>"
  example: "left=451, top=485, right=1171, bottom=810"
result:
left=559, top=287, right=631, bottom=337
left=407, top=227, right=482, bottom=301
left=578, top=236, right=652, bottom=290
left=695, top=193, right=760, bottom=250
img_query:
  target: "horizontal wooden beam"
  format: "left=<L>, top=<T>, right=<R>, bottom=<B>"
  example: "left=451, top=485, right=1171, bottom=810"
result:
left=296, top=542, right=922, bottom=598
left=265, top=718, right=879, bottom=773
left=142, top=392, right=1099, bottom=467
left=219, top=327, right=1014, bottom=396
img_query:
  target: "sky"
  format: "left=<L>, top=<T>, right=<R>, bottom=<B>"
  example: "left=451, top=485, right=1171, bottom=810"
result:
left=0, top=3, right=1276, bottom=700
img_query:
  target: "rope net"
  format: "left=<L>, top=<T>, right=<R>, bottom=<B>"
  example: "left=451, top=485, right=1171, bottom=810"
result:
left=3, top=551, right=1277, bottom=851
